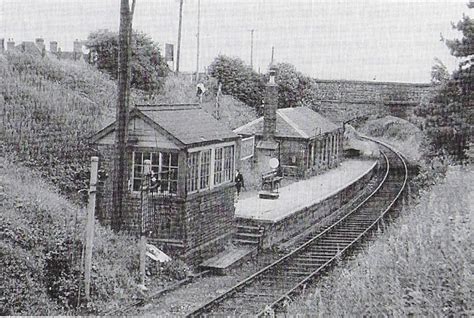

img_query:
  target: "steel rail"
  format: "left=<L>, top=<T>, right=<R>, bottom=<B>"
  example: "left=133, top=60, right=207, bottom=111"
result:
left=187, top=138, right=408, bottom=317
left=256, top=136, right=408, bottom=315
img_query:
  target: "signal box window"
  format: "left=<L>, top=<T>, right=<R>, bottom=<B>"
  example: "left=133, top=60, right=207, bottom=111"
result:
left=132, top=151, right=178, bottom=194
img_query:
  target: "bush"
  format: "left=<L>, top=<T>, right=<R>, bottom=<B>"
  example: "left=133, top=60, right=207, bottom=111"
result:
left=86, top=29, right=169, bottom=93
left=208, top=55, right=265, bottom=110
left=0, top=158, right=186, bottom=315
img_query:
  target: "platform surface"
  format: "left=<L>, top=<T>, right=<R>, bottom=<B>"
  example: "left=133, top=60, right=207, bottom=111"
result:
left=235, top=159, right=377, bottom=222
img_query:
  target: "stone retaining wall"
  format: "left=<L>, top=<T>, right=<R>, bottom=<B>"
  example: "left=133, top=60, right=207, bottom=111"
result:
left=236, top=160, right=378, bottom=248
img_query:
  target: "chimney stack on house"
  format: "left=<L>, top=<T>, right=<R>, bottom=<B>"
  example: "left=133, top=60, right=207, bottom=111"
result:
left=257, top=64, right=279, bottom=151
left=50, top=41, right=58, bottom=53
left=0, top=38, right=4, bottom=53
left=73, top=39, right=82, bottom=60
left=7, top=39, right=15, bottom=51
left=35, top=38, right=45, bottom=51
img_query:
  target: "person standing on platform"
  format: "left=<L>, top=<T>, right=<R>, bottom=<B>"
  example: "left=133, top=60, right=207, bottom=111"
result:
left=235, top=170, right=244, bottom=197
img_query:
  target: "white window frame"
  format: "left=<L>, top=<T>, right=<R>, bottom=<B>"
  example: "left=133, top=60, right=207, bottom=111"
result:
left=187, top=141, right=235, bottom=194
left=131, top=150, right=178, bottom=195
left=240, top=136, right=255, bottom=160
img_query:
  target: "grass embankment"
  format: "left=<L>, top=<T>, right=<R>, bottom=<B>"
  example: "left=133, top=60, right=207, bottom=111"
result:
left=290, top=165, right=472, bottom=316
left=0, top=52, right=256, bottom=201
left=0, top=52, right=117, bottom=199
left=0, top=51, right=256, bottom=315
left=360, top=115, right=426, bottom=162
left=148, top=73, right=258, bottom=129
left=0, top=157, right=189, bottom=315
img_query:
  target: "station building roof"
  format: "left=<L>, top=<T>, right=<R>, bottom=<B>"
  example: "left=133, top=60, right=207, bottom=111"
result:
left=91, top=104, right=239, bottom=149
left=234, top=106, right=340, bottom=139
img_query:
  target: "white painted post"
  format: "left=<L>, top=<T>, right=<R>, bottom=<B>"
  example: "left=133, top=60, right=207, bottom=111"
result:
left=84, top=156, right=99, bottom=301
left=140, top=159, right=151, bottom=286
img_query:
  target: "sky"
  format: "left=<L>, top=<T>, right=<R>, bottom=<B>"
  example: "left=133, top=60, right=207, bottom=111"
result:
left=0, top=0, right=470, bottom=83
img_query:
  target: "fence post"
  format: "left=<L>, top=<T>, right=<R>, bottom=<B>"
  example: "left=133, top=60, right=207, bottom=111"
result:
left=140, top=159, right=151, bottom=287
left=84, top=156, right=99, bottom=301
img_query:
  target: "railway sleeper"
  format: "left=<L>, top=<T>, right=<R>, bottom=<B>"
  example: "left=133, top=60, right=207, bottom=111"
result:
left=333, top=230, right=364, bottom=236
left=295, top=254, right=334, bottom=261
left=293, top=260, right=333, bottom=269
left=318, top=239, right=354, bottom=245
left=327, top=233, right=359, bottom=240
left=258, top=273, right=302, bottom=283
left=300, top=252, right=338, bottom=260
left=342, top=222, right=374, bottom=227
left=349, top=213, right=380, bottom=219
left=307, top=243, right=345, bottom=250
left=293, top=261, right=328, bottom=269
left=260, top=270, right=312, bottom=284
left=215, top=302, right=265, bottom=314
left=301, top=248, right=339, bottom=255
left=277, top=269, right=314, bottom=276
left=324, top=234, right=357, bottom=241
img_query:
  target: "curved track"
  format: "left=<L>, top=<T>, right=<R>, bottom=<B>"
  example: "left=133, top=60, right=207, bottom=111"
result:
left=187, top=138, right=408, bottom=317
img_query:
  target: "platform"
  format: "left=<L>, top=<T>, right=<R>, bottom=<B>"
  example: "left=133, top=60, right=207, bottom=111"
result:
left=235, top=159, right=377, bottom=222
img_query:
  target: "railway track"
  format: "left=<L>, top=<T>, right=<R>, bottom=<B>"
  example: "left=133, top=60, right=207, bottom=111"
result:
left=187, top=138, right=408, bottom=317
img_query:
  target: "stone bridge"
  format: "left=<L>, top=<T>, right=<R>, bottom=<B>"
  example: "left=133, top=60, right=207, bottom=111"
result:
left=311, top=79, right=433, bottom=122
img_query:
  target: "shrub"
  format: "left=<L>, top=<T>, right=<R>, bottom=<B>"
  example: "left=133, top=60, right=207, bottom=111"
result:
left=0, top=158, right=186, bottom=315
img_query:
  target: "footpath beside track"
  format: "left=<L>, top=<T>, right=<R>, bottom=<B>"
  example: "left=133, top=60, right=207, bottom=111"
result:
left=187, top=137, right=408, bottom=317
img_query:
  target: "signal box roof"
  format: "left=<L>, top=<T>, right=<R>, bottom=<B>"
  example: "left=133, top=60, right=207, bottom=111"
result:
left=91, top=104, right=239, bottom=149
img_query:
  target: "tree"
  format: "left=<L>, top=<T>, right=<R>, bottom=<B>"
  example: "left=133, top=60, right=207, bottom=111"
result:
left=86, top=29, right=169, bottom=93
left=415, top=4, right=472, bottom=160
left=274, top=62, right=316, bottom=108
left=208, top=55, right=265, bottom=110
left=208, top=56, right=318, bottom=112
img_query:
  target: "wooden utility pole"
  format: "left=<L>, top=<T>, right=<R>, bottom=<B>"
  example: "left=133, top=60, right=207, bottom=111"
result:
left=84, top=156, right=98, bottom=301
left=249, top=29, right=255, bottom=69
left=195, top=0, right=201, bottom=81
left=176, top=0, right=184, bottom=73
left=271, top=46, right=274, bottom=65
left=112, top=0, right=135, bottom=231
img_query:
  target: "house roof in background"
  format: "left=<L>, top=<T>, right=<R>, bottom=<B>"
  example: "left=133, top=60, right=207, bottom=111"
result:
left=234, top=106, right=340, bottom=139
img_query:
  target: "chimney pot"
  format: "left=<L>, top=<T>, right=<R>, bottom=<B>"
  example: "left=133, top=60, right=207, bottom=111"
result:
left=7, top=39, right=15, bottom=51
left=35, top=37, right=45, bottom=51
left=50, top=41, right=58, bottom=53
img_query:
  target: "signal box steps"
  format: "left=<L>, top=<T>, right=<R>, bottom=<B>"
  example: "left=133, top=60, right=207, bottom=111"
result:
left=199, top=245, right=257, bottom=275
left=233, top=224, right=264, bottom=246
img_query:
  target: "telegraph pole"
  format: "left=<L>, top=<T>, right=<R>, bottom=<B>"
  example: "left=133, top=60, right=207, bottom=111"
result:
left=249, top=29, right=255, bottom=69
left=196, top=0, right=201, bottom=81
left=112, top=0, right=135, bottom=231
left=271, top=46, right=275, bottom=65
left=176, top=0, right=184, bottom=73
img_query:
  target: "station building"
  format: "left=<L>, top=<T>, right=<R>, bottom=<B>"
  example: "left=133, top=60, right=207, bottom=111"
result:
left=234, top=98, right=344, bottom=181
left=91, top=104, right=240, bottom=265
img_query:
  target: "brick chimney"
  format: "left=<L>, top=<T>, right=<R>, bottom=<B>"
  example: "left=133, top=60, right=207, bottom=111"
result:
left=0, top=38, right=4, bottom=53
left=257, top=65, right=279, bottom=151
left=35, top=38, right=45, bottom=51
left=73, top=39, right=82, bottom=60
left=7, top=39, right=15, bottom=51
left=50, top=41, right=58, bottom=53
